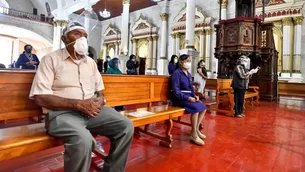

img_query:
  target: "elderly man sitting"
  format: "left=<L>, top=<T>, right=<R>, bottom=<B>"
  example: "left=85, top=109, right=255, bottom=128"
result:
left=29, top=21, right=134, bottom=172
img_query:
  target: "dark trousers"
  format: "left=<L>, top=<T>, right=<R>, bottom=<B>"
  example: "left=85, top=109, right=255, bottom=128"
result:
left=233, top=88, right=246, bottom=115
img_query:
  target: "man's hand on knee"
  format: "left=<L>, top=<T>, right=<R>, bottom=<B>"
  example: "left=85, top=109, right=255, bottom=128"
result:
left=76, top=97, right=105, bottom=118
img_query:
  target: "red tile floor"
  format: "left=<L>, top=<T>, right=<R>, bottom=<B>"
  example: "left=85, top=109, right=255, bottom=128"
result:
left=1, top=96, right=305, bottom=172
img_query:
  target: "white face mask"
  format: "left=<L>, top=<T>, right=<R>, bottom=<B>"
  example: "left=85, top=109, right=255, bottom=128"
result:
left=73, top=37, right=88, bottom=56
left=174, top=58, right=178, bottom=63
left=183, top=62, right=192, bottom=69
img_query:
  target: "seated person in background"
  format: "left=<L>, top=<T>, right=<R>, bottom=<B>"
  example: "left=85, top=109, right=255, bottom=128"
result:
left=106, top=57, right=122, bottom=74
left=231, top=55, right=259, bottom=118
left=171, top=54, right=207, bottom=146
left=29, top=21, right=133, bottom=172
left=105, top=58, right=125, bottom=112
left=194, top=60, right=208, bottom=99
left=168, top=55, right=178, bottom=75
left=97, top=59, right=104, bottom=73
left=104, top=56, right=111, bottom=73
left=0, top=63, right=5, bottom=68
left=126, top=54, right=139, bottom=75
left=15, top=44, right=40, bottom=70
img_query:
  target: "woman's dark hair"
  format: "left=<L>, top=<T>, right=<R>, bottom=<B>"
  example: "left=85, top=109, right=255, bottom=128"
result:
left=129, top=54, right=136, bottom=60
left=197, top=60, right=205, bottom=68
left=175, top=54, right=189, bottom=70
left=169, top=55, right=178, bottom=64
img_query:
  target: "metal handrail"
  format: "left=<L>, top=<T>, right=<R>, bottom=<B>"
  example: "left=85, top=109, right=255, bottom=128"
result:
left=0, top=6, right=53, bottom=24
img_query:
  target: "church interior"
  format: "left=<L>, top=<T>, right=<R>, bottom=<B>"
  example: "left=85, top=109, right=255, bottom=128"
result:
left=0, top=0, right=305, bottom=171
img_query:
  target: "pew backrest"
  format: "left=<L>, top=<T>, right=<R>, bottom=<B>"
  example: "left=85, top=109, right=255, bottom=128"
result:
left=0, top=70, right=170, bottom=121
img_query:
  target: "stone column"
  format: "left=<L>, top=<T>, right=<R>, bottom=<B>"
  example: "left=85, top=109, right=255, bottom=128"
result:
left=175, top=33, right=181, bottom=55
left=292, top=16, right=303, bottom=78
left=185, top=0, right=195, bottom=49
left=218, top=0, right=228, bottom=20
left=52, top=21, right=58, bottom=51
left=102, top=44, right=107, bottom=60
left=120, top=0, right=130, bottom=54
left=171, top=33, right=176, bottom=56
left=205, top=29, right=211, bottom=71
left=198, top=30, right=205, bottom=61
left=180, top=0, right=199, bottom=75
left=160, top=13, right=168, bottom=59
left=132, top=39, right=137, bottom=55
left=282, top=17, right=293, bottom=77
left=84, top=10, right=91, bottom=34
left=147, top=36, right=153, bottom=71
left=115, top=42, right=119, bottom=56
left=211, top=30, right=218, bottom=78
left=152, top=36, right=158, bottom=73
left=13, top=38, right=20, bottom=62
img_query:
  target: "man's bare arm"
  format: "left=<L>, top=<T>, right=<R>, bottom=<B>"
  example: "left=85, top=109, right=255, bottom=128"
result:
left=34, top=95, right=81, bottom=111
left=35, top=95, right=103, bottom=117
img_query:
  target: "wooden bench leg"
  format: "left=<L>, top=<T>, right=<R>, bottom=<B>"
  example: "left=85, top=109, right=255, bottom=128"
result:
left=159, top=119, right=173, bottom=148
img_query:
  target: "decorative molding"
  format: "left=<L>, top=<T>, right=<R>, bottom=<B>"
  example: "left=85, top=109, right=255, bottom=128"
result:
left=160, top=13, right=168, bottom=21
left=171, top=6, right=212, bottom=32
left=273, top=21, right=282, bottom=28
left=282, top=17, right=292, bottom=26
left=293, top=16, right=303, bottom=25
left=54, top=20, right=68, bottom=27
left=152, top=36, right=158, bottom=41
left=103, top=24, right=121, bottom=43
left=196, top=30, right=204, bottom=35
left=147, top=37, right=152, bottom=41
left=217, top=0, right=228, bottom=9
left=122, top=0, right=130, bottom=4
left=132, top=14, right=158, bottom=39
left=205, top=28, right=212, bottom=35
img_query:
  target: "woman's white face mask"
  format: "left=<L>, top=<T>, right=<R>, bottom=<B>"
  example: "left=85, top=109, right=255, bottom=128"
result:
left=183, top=62, right=192, bottom=69
left=73, top=37, right=88, bottom=56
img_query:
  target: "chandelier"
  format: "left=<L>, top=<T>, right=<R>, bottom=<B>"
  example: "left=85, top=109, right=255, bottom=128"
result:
left=152, top=0, right=162, bottom=2
left=100, top=0, right=111, bottom=18
left=100, top=9, right=110, bottom=18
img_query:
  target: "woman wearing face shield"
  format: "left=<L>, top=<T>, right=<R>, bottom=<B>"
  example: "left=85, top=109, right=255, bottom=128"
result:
left=231, top=55, right=259, bottom=118
left=171, top=54, right=207, bottom=146
left=168, top=55, right=178, bottom=75
left=105, top=58, right=122, bottom=74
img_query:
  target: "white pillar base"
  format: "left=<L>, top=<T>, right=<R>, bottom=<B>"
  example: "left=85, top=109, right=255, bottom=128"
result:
left=291, top=73, right=302, bottom=78
left=280, top=73, right=291, bottom=78
left=157, top=59, right=169, bottom=76
left=118, top=54, right=129, bottom=74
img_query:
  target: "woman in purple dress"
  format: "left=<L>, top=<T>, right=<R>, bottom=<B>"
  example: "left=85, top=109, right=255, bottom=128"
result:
left=171, top=54, right=207, bottom=146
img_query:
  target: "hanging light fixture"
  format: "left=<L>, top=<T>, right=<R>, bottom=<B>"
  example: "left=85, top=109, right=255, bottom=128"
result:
left=151, top=0, right=162, bottom=2
left=100, top=0, right=111, bottom=18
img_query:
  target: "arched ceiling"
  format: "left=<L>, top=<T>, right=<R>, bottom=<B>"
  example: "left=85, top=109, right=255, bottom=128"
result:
left=0, top=24, right=52, bottom=49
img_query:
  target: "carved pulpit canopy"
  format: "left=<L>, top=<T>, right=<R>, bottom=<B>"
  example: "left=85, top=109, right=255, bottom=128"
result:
left=171, top=5, right=213, bottom=33
left=131, top=14, right=158, bottom=39
left=103, top=24, right=121, bottom=44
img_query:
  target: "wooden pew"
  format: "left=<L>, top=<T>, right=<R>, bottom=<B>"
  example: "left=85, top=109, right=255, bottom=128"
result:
left=215, top=79, right=235, bottom=116
left=278, top=81, right=305, bottom=97
left=213, top=79, right=259, bottom=116
left=0, top=70, right=185, bottom=163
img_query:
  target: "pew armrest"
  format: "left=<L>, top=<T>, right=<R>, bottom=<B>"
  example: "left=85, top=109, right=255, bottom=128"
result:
left=248, top=86, right=259, bottom=93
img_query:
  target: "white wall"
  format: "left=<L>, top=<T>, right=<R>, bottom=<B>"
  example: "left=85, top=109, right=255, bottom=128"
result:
left=7, top=0, right=34, bottom=14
